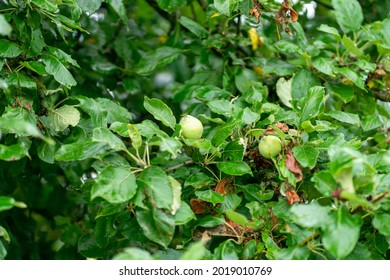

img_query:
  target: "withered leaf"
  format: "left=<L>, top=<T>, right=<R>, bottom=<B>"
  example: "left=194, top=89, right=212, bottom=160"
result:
left=286, top=149, right=303, bottom=181
left=190, top=198, right=207, bottom=214
left=286, top=187, right=300, bottom=205
left=215, top=178, right=227, bottom=195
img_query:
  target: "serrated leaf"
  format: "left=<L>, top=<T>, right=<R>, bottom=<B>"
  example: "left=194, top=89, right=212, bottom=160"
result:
left=112, top=248, right=153, bottom=260
left=0, top=39, right=22, bottom=58
left=225, top=210, right=249, bottom=226
left=216, top=161, right=253, bottom=176
left=92, top=127, right=127, bottom=151
left=174, top=202, right=196, bottom=225
left=41, top=53, right=77, bottom=88
left=144, top=96, right=176, bottom=130
left=136, top=47, right=181, bottom=75
left=136, top=207, right=175, bottom=248
left=322, top=207, right=362, bottom=259
left=138, top=166, right=173, bottom=210
left=0, top=138, right=31, bottom=161
left=299, top=86, right=325, bottom=124
left=91, top=166, right=137, bottom=203
left=276, top=77, right=293, bottom=108
left=290, top=202, right=331, bottom=228
left=55, top=139, right=111, bottom=161
left=195, top=190, right=224, bottom=206
left=5, top=72, right=36, bottom=89
left=0, top=15, right=12, bottom=36
left=127, top=124, right=142, bottom=150
left=325, top=111, right=360, bottom=125
left=292, top=145, right=320, bottom=169
left=48, top=105, right=80, bottom=132
left=179, top=16, right=208, bottom=38
left=317, top=24, right=341, bottom=39
left=332, top=0, right=363, bottom=33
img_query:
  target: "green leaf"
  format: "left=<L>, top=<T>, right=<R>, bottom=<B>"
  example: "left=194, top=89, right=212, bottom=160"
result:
left=334, top=67, right=365, bottom=90
left=0, top=15, right=12, bottom=36
left=55, top=140, right=110, bottom=161
left=275, top=41, right=302, bottom=55
left=47, top=105, right=80, bottom=132
left=30, top=28, right=46, bottom=55
left=342, top=35, right=364, bottom=57
left=180, top=241, right=207, bottom=260
left=91, top=166, right=137, bottom=203
left=214, top=239, right=240, bottom=260
left=322, top=207, right=362, bottom=259
left=46, top=47, right=79, bottom=68
left=325, top=111, right=360, bottom=125
left=213, top=0, right=237, bottom=16
left=197, top=215, right=225, bottom=227
left=207, top=100, right=231, bottom=117
left=41, top=53, right=77, bottom=88
left=179, top=16, right=208, bottom=39
left=195, top=190, right=224, bottom=206
left=332, top=0, right=363, bottom=33
left=5, top=72, right=36, bottom=89
left=372, top=214, right=390, bottom=236
left=292, top=145, right=320, bottom=169
left=20, top=61, right=47, bottom=76
left=290, top=202, right=331, bottom=228
left=299, top=86, right=325, bottom=124
left=225, top=210, right=249, bottom=226
left=276, top=77, right=293, bottom=108
left=136, top=207, right=175, bottom=248
left=31, top=0, right=59, bottom=13
left=112, top=248, right=153, bottom=260
left=313, top=58, right=334, bottom=76
left=216, top=161, right=253, bottom=176
left=136, top=47, right=181, bottom=75
left=144, top=96, right=176, bottom=130
left=92, top=127, right=127, bottom=151
left=0, top=39, right=22, bottom=58
left=75, top=96, right=131, bottom=127
left=326, top=82, right=354, bottom=103
left=157, top=0, right=186, bottom=12
left=275, top=246, right=311, bottom=260
left=362, top=115, right=383, bottom=131
left=106, top=0, right=127, bottom=21
left=0, top=226, right=10, bottom=242
left=0, top=241, right=6, bottom=260
left=291, top=69, right=321, bottom=100
left=174, top=202, right=196, bottom=225
left=127, top=124, right=142, bottom=150
left=138, top=166, right=173, bottom=210
left=311, top=170, right=338, bottom=196
left=0, top=196, right=27, bottom=212
left=184, top=173, right=214, bottom=188
left=211, top=119, right=240, bottom=146
left=168, top=176, right=181, bottom=215
left=223, top=139, right=245, bottom=161
left=76, top=0, right=102, bottom=14
left=159, top=137, right=183, bottom=159
left=317, top=24, right=341, bottom=39
left=0, top=138, right=31, bottom=161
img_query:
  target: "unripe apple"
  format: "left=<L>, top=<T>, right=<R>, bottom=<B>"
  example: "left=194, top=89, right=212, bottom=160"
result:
left=179, top=115, right=203, bottom=139
left=258, top=135, right=283, bottom=158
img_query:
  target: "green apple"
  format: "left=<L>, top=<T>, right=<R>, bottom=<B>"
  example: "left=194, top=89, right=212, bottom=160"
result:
left=258, top=135, right=283, bottom=158
left=179, top=115, right=203, bottom=139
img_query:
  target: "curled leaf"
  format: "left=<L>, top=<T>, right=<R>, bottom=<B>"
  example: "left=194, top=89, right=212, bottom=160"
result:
left=190, top=198, right=207, bottom=214
left=215, top=178, right=227, bottom=195
left=286, top=149, right=303, bottom=181
left=286, top=187, right=300, bottom=205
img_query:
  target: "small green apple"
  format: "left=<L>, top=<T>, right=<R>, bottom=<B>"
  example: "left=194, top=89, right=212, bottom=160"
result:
left=258, top=135, right=283, bottom=158
left=179, top=115, right=203, bottom=139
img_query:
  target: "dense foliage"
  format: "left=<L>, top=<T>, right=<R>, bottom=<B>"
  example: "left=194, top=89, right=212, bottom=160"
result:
left=0, top=0, right=389, bottom=260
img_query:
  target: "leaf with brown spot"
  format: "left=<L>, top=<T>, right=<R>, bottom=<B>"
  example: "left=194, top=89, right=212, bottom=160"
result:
left=286, top=187, right=300, bottom=205
left=190, top=198, right=207, bottom=214
left=215, top=178, right=227, bottom=195
left=286, top=149, right=303, bottom=181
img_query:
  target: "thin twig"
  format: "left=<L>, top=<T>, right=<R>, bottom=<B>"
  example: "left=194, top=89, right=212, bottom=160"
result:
left=166, top=160, right=194, bottom=172
left=299, top=232, right=320, bottom=246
